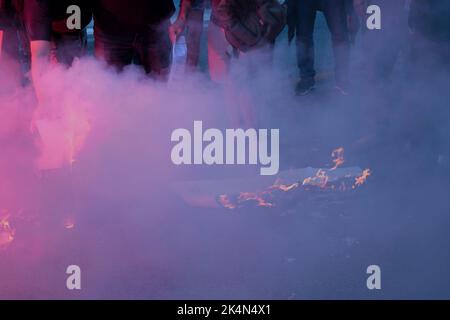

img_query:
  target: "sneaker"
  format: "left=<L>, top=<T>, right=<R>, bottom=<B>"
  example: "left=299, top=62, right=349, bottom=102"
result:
left=295, top=79, right=315, bottom=96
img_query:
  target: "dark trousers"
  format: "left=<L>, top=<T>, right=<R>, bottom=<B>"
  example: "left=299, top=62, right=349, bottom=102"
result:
left=50, top=30, right=87, bottom=66
left=0, top=20, right=30, bottom=85
left=295, top=0, right=350, bottom=87
left=94, top=20, right=172, bottom=81
left=185, top=8, right=204, bottom=71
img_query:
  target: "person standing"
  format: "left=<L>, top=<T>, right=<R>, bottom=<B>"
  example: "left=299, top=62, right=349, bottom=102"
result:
left=23, top=0, right=92, bottom=104
left=24, top=0, right=92, bottom=66
left=93, top=0, right=175, bottom=81
left=172, top=0, right=285, bottom=81
left=172, top=0, right=285, bottom=127
left=287, top=0, right=357, bottom=96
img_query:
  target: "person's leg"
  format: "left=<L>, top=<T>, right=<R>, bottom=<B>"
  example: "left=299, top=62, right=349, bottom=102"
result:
left=207, top=21, right=233, bottom=83
left=50, top=30, right=87, bottom=66
left=185, top=8, right=205, bottom=72
left=0, top=24, right=25, bottom=87
left=139, top=19, right=172, bottom=81
left=295, top=0, right=317, bottom=94
left=321, top=0, right=350, bottom=90
left=94, top=26, right=135, bottom=72
left=0, top=30, right=3, bottom=59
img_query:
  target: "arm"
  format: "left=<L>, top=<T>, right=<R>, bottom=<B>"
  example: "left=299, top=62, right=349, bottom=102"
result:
left=30, top=40, right=50, bottom=91
left=0, top=30, right=3, bottom=58
left=169, top=0, right=194, bottom=42
left=0, top=0, right=6, bottom=58
left=24, top=0, right=52, bottom=100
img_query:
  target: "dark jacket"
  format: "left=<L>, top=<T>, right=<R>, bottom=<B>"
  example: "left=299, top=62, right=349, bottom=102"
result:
left=93, top=0, right=175, bottom=34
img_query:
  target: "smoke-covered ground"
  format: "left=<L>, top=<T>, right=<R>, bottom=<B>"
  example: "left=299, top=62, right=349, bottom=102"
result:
left=0, top=14, right=450, bottom=299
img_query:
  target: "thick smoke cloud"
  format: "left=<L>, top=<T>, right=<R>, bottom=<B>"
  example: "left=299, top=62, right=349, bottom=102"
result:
left=0, top=6, right=450, bottom=299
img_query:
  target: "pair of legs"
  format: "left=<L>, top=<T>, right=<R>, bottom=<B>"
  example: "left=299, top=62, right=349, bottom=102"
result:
left=295, top=0, right=350, bottom=91
left=207, top=21, right=275, bottom=128
left=185, top=3, right=205, bottom=71
left=94, top=20, right=172, bottom=81
left=207, top=21, right=234, bottom=83
left=0, top=21, right=30, bottom=86
left=207, top=22, right=248, bottom=127
left=49, top=30, right=87, bottom=66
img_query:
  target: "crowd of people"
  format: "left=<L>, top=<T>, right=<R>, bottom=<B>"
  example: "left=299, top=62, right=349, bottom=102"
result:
left=0, top=1, right=449, bottom=112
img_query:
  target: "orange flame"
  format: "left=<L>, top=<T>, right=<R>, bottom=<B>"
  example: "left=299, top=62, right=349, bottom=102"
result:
left=218, top=195, right=236, bottom=210
left=353, top=169, right=371, bottom=188
left=331, top=147, right=345, bottom=170
left=270, top=179, right=299, bottom=192
left=217, top=147, right=372, bottom=210
left=302, top=169, right=329, bottom=188
left=238, top=192, right=274, bottom=208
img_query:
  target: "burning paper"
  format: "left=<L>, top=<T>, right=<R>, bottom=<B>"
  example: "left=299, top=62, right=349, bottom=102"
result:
left=173, top=147, right=372, bottom=209
left=173, top=166, right=364, bottom=209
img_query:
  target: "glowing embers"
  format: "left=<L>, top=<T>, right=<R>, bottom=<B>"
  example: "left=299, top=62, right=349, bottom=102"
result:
left=0, top=211, right=15, bottom=249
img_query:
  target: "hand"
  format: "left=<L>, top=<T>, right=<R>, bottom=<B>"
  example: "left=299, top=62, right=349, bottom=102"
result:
left=169, top=18, right=187, bottom=44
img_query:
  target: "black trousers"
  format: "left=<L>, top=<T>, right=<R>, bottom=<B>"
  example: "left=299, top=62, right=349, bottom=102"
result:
left=94, top=20, right=172, bottom=81
left=185, top=8, right=204, bottom=71
left=50, top=30, right=87, bottom=66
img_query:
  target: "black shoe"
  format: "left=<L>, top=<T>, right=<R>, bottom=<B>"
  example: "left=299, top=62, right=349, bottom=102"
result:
left=295, top=79, right=315, bottom=96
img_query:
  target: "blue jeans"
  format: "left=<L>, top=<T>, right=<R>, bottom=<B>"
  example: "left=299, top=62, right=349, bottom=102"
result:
left=295, top=0, right=350, bottom=87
